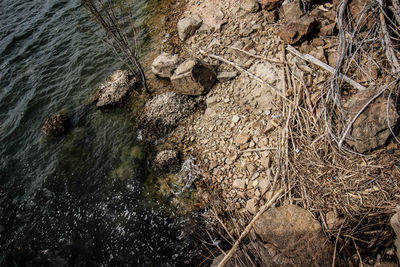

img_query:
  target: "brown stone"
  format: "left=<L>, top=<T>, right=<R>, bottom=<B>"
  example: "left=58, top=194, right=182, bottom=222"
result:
left=320, top=23, right=336, bottom=36
left=252, top=205, right=344, bottom=266
left=281, top=0, right=303, bottom=22
left=42, top=114, right=69, bottom=137
left=265, top=9, right=279, bottom=23
left=311, top=38, right=325, bottom=47
left=235, top=133, right=251, bottom=145
left=344, top=88, right=399, bottom=153
left=278, top=15, right=316, bottom=45
left=246, top=198, right=259, bottom=214
left=261, top=0, right=284, bottom=11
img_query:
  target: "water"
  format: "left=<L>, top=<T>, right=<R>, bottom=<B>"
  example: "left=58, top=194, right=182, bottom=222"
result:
left=0, top=1, right=201, bottom=266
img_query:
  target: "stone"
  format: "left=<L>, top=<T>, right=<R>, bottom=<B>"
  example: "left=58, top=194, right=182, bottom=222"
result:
left=265, top=10, right=279, bottom=23
left=233, top=179, right=246, bottom=190
left=343, top=88, right=399, bottom=153
left=94, top=70, right=137, bottom=108
left=261, top=0, right=284, bottom=11
left=320, top=23, right=336, bottom=36
left=311, top=38, right=325, bottom=47
left=309, top=47, right=327, bottom=64
left=252, top=205, right=342, bottom=266
left=326, top=211, right=344, bottom=230
left=42, top=114, right=69, bottom=137
left=282, top=0, right=303, bottom=22
left=232, top=115, right=240, bottom=123
left=154, top=150, right=180, bottom=172
left=217, top=71, right=238, bottom=82
left=278, top=15, right=316, bottom=45
left=390, top=210, right=400, bottom=264
left=171, top=59, right=217, bottom=96
left=177, top=15, right=203, bottom=41
left=246, top=198, right=259, bottom=214
left=258, top=179, right=271, bottom=195
left=137, top=92, right=197, bottom=141
left=197, top=23, right=212, bottom=34
left=206, top=95, right=218, bottom=107
left=235, top=133, right=251, bottom=145
left=151, top=53, right=180, bottom=79
left=241, top=0, right=260, bottom=13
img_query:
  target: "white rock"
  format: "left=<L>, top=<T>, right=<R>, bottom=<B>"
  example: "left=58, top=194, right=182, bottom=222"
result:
left=151, top=53, right=180, bottom=79
left=177, top=15, right=203, bottom=41
left=232, top=115, right=240, bottom=123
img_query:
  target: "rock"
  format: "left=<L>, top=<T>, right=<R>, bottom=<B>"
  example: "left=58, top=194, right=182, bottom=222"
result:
left=232, top=115, right=240, bottom=123
left=326, top=211, right=344, bottom=230
left=177, top=15, right=203, bottom=41
left=151, top=53, right=180, bottom=79
left=197, top=23, right=212, bottom=34
left=154, top=150, right=180, bottom=172
left=137, top=92, right=197, bottom=141
left=233, top=179, right=246, bottom=189
left=261, top=0, right=284, bottom=11
left=278, top=15, right=316, bottom=44
left=258, top=179, right=271, bottom=195
left=235, top=133, right=251, bottom=145
left=309, top=47, right=327, bottom=64
left=42, top=114, right=69, bottom=137
left=343, top=88, right=399, bottom=153
left=171, top=59, right=216, bottom=96
left=320, top=23, right=336, bottom=36
left=246, top=198, right=259, bottom=214
left=310, top=38, right=325, bottom=47
left=252, top=205, right=342, bottom=266
left=282, top=0, right=303, bottom=22
left=94, top=70, right=137, bottom=108
left=217, top=71, right=238, bottom=82
left=265, top=10, right=279, bottom=23
left=391, top=210, right=400, bottom=264
left=241, top=0, right=260, bottom=13
left=206, top=95, right=218, bottom=107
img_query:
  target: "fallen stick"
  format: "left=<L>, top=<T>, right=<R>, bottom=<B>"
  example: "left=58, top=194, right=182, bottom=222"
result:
left=217, top=188, right=284, bottom=267
left=227, top=46, right=283, bottom=64
left=239, top=147, right=278, bottom=153
left=286, top=45, right=366, bottom=91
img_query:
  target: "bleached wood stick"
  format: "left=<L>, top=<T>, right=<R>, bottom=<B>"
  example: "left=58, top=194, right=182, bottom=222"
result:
left=217, top=189, right=284, bottom=267
left=286, top=45, right=367, bottom=91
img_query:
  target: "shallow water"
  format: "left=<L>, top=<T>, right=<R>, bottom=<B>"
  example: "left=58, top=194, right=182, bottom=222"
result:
left=0, top=1, right=200, bottom=266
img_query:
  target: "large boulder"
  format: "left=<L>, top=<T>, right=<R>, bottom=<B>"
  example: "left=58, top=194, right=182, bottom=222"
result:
left=278, top=15, right=316, bottom=44
left=171, top=59, right=216, bottom=96
left=151, top=53, right=180, bottom=79
left=42, top=114, right=69, bottom=137
left=344, top=88, right=399, bottom=153
left=154, top=150, right=180, bottom=172
left=93, top=70, right=137, bottom=108
left=177, top=15, right=202, bottom=41
left=137, top=92, right=197, bottom=141
left=251, top=205, right=341, bottom=266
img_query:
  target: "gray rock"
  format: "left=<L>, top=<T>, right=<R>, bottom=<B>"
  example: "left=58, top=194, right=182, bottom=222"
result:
left=217, top=71, right=238, bottom=82
left=197, top=23, right=212, bottom=34
left=177, top=15, right=202, bottom=41
left=94, top=70, right=137, bottom=108
left=137, top=92, right=197, bottom=141
left=42, top=114, right=69, bottom=137
left=151, top=53, right=180, bottom=79
left=171, top=59, right=216, bottom=96
left=344, top=88, right=399, bottom=153
left=241, top=0, right=260, bottom=13
left=154, top=150, right=180, bottom=172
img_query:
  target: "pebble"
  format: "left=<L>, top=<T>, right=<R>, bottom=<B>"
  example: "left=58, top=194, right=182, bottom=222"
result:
left=232, top=115, right=240, bottom=123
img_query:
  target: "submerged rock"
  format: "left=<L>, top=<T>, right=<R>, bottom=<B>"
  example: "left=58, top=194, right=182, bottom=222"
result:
left=42, top=114, right=69, bottom=137
left=154, top=150, right=180, bottom=172
left=137, top=92, right=197, bottom=141
left=93, top=70, right=137, bottom=108
left=171, top=59, right=216, bottom=96
left=151, top=53, right=180, bottom=79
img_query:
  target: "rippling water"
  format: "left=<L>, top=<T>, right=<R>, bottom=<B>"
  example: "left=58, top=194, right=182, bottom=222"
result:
left=0, top=1, right=200, bottom=266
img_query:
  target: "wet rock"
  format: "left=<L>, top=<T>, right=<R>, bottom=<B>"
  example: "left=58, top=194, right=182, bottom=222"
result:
left=171, top=59, right=216, bottom=96
left=154, top=150, right=180, bottom=172
left=261, top=0, right=284, bottom=11
left=137, top=92, right=197, bottom=141
left=278, top=15, right=316, bottom=44
left=252, top=205, right=342, bottom=266
left=94, top=70, right=137, bottom=108
left=282, top=0, right=303, bottom=22
left=241, top=0, right=260, bottom=13
left=177, top=15, right=202, bottom=41
left=151, top=53, right=180, bottom=79
left=217, top=71, right=238, bottom=83
left=42, top=114, right=69, bottom=137
left=344, top=88, right=399, bottom=153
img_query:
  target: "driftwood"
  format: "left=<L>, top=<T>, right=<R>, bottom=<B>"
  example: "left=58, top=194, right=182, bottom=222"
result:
left=286, top=45, right=366, bottom=91
left=217, top=189, right=284, bottom=267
